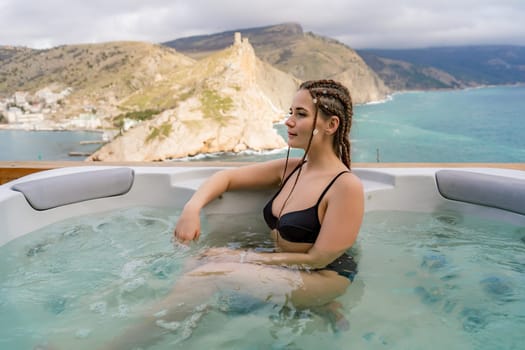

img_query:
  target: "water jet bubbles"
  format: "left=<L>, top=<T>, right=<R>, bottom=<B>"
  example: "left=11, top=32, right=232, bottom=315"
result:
left=138, top=218, right=157, bottom=227
left=46, top=295, right=67, bottom=314
left=153, top=309, right=168, bottom=318
left=120, top=259, right=146, bottom=279
left=155, top=319, right=180, bottom=331
left=459, top=307, right=488, bottom=333
left=91, top=224, right=107, bottom=237
left=517, top=227, right=525, bottom=244
left=421, top=253, right=448, bottom=271
left=442, top=299, right=457, bottom=314
left=433, top=213, right=462, bottom=226
left=174, top=305, right=208, bottom=342
left=480, top=276, right=514, bottom=302
left=112, top=304, right=129, bottom=318
left=26, top=241, right=51, bottom=257
left=89, top=301, right=107, bottom=315
left=75, top=328, right=92, bottom=339
left=414, top=286, right=446, bottom=305
left=215, top=291, right=266, bottom=314
left=149, top=256, right=176, bottom=279
left=121, top=277, right=146, bottom=294
left=61, top=226, right=82, bottom=238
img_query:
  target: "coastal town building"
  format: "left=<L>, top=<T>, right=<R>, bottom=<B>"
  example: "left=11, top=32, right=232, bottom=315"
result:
left=67, top=113, right=102, bottom=129
left=5, top=107, right=44, bottom=125
left=0, top=87, right=98, bottom=130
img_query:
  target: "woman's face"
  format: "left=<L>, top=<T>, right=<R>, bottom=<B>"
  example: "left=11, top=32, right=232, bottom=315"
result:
left=285, top=89, right=320, bottom=149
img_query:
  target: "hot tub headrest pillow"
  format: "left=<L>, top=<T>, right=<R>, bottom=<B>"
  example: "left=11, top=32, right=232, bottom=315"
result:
left=11, top=168, right=134, bottom=210
left=436, top=169, right=525, bottom=216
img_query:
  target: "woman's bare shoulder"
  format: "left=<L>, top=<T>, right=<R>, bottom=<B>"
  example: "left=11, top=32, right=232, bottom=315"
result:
left=334, top=171, right=364, bottom=197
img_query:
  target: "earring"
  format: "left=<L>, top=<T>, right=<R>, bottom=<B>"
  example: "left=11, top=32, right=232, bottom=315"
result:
left=312, top=129, right=319, bottom=136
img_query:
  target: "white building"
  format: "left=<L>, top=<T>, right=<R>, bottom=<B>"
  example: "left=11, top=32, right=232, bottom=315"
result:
left=16, top=113, right=45, bottom=124
left=68, top=113, right=102, bottom=129
left=0, top=101, right=6, bottom=115
left=35, top=87, right=72, bottom=106
left=5, top=107, right=23, bottom=123
left=14, top=92, right=28, bottom=105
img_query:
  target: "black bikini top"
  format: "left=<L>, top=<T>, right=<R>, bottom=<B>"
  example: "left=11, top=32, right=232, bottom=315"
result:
left=263, top=165, right=349, bottom=243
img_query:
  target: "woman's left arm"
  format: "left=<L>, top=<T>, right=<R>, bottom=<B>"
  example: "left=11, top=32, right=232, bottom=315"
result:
left=246, top=173, right=365, bottom=269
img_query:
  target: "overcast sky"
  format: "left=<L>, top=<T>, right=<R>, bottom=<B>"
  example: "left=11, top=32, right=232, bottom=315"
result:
left=1, top=0, right=524, bottom=50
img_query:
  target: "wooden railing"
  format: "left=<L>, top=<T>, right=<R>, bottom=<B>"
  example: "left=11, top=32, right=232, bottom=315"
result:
left=1, top=161, right=524, bottom=186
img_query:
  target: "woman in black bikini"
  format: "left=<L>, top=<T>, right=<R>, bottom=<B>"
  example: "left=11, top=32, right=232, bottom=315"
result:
left=102, top=79, right=364, bottom=349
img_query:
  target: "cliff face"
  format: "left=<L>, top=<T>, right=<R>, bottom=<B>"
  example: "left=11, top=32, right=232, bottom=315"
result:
left=255, top=32, right=390, bottom=104
left=89, top=35, right=296, bottom=161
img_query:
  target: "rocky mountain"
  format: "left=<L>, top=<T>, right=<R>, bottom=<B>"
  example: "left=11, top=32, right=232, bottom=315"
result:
left=358, top=45, right=525, bottom=90
left=356, top=52, right=465, bottom=90
left=164, top=23, right=390, bottom=104
left=0, top=41, right=195, bottom=119
left=1, top=23, right=393, bottom=161
left=165, top=22, right=305, bottom=58
left=0, top=46, right=34, bottom=63
left=88, top=34, right=295, bottom=161
left=1, top=38, right=295, bottom=161
left=3, top=23, right=522, bottom=161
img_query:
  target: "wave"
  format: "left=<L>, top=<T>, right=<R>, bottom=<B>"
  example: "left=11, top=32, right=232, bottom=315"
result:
left=172, top=147, right=288, bottom=162
left=362, top=94, right=394, bottom=105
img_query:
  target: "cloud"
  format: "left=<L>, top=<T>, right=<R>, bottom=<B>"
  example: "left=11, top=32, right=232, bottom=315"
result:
left=0, top=0, right=524, bottom=49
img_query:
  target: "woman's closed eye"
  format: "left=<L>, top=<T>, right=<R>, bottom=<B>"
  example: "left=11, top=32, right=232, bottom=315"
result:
left=289, top=109, right=307, bottom=119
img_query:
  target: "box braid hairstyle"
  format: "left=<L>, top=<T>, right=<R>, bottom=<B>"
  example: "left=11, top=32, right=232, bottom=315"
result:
left=277, top=79, right=353, bottom=219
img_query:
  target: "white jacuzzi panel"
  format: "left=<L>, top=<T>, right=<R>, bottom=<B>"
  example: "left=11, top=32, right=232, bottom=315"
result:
left=1, top=166, right=524, bottom=247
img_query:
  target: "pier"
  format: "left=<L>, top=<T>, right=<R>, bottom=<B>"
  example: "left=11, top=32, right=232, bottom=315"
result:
left=79, top=140, right=107, bottom=145
left=68, top=151, right=93, bottom=157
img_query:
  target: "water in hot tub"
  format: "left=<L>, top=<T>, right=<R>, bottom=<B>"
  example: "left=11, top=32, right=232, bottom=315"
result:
left=0, top=207, right=523, bottom=349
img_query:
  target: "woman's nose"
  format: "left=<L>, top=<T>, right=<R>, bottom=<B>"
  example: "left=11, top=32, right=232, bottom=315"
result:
left=285, top=114, right=294, bottom=127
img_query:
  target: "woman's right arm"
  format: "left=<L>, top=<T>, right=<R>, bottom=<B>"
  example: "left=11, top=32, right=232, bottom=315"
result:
left=174, top=158, right=293, bottom=243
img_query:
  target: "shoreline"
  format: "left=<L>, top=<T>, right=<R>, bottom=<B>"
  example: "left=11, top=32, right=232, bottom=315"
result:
left=2, top=84, right=523, bottom=132
left=1, top=85, right=522, bottom=162
left=355, top=83, right=525, bottom=107
left=0, top=124, right=108, bottom=133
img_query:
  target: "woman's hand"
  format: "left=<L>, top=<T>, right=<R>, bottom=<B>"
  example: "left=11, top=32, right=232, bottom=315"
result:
left=173, top=206, right=201, bottom=244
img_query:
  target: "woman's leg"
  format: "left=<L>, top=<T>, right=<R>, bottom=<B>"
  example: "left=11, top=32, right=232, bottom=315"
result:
left=291, top=269, right=351, bottom=332
left=311, top=300, right=350, bottom=332
left=101, top=261, right=350, bottom=349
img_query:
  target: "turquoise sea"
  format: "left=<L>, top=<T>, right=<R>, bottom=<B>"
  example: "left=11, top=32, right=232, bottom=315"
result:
left=351, top=85, right=525, bottom=163
left=190, top=85, right=525, bottom=163
left=0, top=130, right=103, bottom=161
left=0, top=85, right=524, bottom=162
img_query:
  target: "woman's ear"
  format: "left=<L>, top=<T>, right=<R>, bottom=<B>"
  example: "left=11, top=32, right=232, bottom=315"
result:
left=326, top=115, right=340, bottom=135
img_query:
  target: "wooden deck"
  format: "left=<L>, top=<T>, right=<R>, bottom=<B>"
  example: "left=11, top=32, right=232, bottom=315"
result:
left=1, top=161, right=524, bottom=186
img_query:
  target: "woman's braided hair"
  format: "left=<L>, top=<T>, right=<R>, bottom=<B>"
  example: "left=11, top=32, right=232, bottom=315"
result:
left=300, top=79, right=353, bottom=169
left=277, top=80, right=354, bottom=220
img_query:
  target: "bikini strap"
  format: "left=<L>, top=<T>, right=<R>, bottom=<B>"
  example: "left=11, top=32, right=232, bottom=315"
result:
left=280, top=161, right=304, bottom=188
left=269, top=161, right=304, bottom=202
left=315, top=171, right=350, bottom=206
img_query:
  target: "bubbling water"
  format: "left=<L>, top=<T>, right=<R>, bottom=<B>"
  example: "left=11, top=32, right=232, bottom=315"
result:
left=0, top=207, right=523, bottom=349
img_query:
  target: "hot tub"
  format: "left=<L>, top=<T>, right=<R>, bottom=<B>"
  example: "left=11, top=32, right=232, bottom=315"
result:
left=0, top=165, right=524, bottom=349
left=1, top=166, right=524, bottom=241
